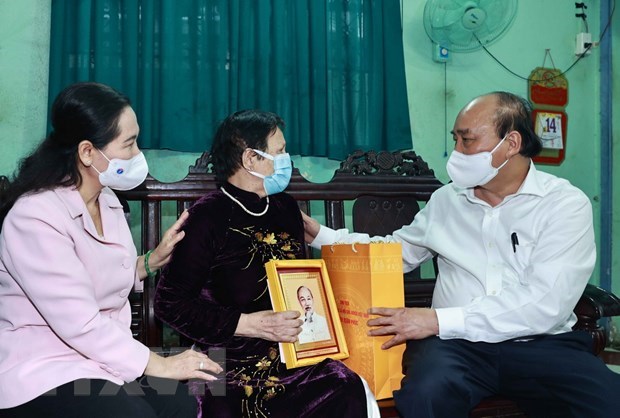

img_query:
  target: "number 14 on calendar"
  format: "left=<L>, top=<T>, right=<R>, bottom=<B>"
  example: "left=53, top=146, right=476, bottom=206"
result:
left=535, top=112, right=563, bottom=149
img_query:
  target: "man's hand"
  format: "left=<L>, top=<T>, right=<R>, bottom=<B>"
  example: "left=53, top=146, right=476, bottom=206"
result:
left=367, top=307, right=439, bottom=349
left=301, top=210, right=320, bottom=243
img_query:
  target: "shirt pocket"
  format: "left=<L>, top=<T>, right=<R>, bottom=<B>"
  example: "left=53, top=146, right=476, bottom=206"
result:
left=512, top=239, right=536, bottom=284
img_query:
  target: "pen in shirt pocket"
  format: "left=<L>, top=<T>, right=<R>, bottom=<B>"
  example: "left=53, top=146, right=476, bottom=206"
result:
left=511, top=232, right=519, bottom=253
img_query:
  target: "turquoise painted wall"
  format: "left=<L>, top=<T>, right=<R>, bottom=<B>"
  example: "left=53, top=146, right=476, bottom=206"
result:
left=401, top=0, right=604, bottom=281
left=405, top=1, right=601, bottom=187
left=1, top=0, right=617, bottom=304
left=0, top=0, right=51, bottom=177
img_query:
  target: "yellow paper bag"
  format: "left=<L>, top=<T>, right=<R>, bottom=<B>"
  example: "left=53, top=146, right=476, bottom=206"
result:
left=321, top=243, right=405, bottom=400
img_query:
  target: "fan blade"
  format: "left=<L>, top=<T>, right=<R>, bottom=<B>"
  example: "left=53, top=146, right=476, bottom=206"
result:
left=430, top=7, right=465, bottom=29
left=429, top=0, right=478, bottom=29
left=477, top=0, right=518, bottom=39
left=474, top=21, right=493, bottom=45
left=446, top=21, right=476, bottom=48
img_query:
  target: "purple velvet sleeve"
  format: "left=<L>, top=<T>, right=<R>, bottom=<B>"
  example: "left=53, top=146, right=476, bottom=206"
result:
left=154, top=195, right=242, bottom=345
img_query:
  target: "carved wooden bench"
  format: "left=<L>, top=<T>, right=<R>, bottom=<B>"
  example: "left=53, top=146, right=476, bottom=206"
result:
left=2, top=149, right=618, bottom=418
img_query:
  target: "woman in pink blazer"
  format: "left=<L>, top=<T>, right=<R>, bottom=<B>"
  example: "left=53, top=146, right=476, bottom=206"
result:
left=0, top=82, right=221, bottom=417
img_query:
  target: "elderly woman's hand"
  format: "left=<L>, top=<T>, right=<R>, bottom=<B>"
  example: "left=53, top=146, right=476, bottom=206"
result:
left=235, top=310, right=303, bottom=342
left=144, top=349, right=223, bottom=381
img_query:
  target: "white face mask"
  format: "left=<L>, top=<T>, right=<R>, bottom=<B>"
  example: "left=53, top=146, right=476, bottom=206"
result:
left=92, top=150, right=149, bottom=191
left=446, top=135, right=509, bottom=188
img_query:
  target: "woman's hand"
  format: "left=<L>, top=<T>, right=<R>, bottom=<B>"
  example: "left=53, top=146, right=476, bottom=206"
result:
left=236, top=310, right=303, bottom=342
left=301, top=210, right=320, bottom=244
left=144, top=349, right=223, bottom=381
left=138, top=210, right=189, bottom=279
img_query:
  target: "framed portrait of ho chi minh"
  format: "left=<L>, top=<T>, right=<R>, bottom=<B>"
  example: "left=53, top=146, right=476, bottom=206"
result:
left=264, top=259, right=349, bottom=369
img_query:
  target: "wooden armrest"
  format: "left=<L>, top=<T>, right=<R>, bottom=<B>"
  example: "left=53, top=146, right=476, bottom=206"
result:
left=573, top=283, right=620, bottom=355
left=574, top=283, right=620, bottom=320
left=0, top=175, right=9, bottom=206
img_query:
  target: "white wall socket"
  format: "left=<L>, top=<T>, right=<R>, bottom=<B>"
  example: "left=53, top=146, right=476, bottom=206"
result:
left=575, top=32, right=592, bottom=56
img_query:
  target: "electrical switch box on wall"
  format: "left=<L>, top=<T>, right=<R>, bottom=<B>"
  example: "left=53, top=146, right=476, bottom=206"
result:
left=432, top=43, right=450, bottom=63
left=575, top=32, right=592, bottom=56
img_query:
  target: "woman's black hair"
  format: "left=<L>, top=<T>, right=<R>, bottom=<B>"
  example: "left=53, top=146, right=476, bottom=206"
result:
left=210, top=109, right=284, bottom=184
left=0, top=82, right=130, bottom=225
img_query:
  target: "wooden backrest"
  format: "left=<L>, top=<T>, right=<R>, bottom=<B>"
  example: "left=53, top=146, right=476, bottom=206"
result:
left=0, top=176, right=9, bottom=210
left=352, top=195, right=420, bottom=237
left=1, top=155, right=615, bottom=355
left=117, top=149, right=443, bottom=347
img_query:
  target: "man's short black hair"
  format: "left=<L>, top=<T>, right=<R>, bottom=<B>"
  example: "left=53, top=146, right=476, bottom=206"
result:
left=490, top=91, right=543, bottom=158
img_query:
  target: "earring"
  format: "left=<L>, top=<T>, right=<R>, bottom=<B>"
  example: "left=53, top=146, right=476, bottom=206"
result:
left=85, top=160, right=92, bottom=167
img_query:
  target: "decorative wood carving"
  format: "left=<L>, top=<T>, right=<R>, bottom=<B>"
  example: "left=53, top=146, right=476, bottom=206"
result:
left=337, top=149, right=435, bottom=176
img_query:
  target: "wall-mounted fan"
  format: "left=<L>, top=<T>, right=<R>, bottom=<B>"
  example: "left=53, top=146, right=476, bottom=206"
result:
left=423, top=0, right=518, bottom=56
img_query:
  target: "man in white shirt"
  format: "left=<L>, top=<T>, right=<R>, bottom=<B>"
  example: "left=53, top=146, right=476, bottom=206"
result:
left=303, top=92, right=620, bottom=417
left=297, top=286, right=331, bottom=344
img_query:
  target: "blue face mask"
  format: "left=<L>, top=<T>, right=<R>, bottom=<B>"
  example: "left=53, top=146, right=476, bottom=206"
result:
left=248, top=149, right=292, bottom=195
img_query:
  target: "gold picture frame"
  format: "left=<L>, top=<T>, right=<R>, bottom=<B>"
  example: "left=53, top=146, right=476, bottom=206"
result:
left=265, top=259, right=349, bottom=369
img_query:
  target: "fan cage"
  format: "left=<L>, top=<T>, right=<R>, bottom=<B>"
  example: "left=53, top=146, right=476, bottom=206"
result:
left=423, top=0, right=518, bottom=52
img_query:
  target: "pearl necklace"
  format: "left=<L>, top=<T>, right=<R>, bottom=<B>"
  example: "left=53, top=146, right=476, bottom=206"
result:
left=221, top=187, right=269, bottom=217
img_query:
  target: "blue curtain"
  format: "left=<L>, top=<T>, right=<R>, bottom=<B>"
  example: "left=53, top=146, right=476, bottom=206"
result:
left=49, top=0, right=412, bottom=160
